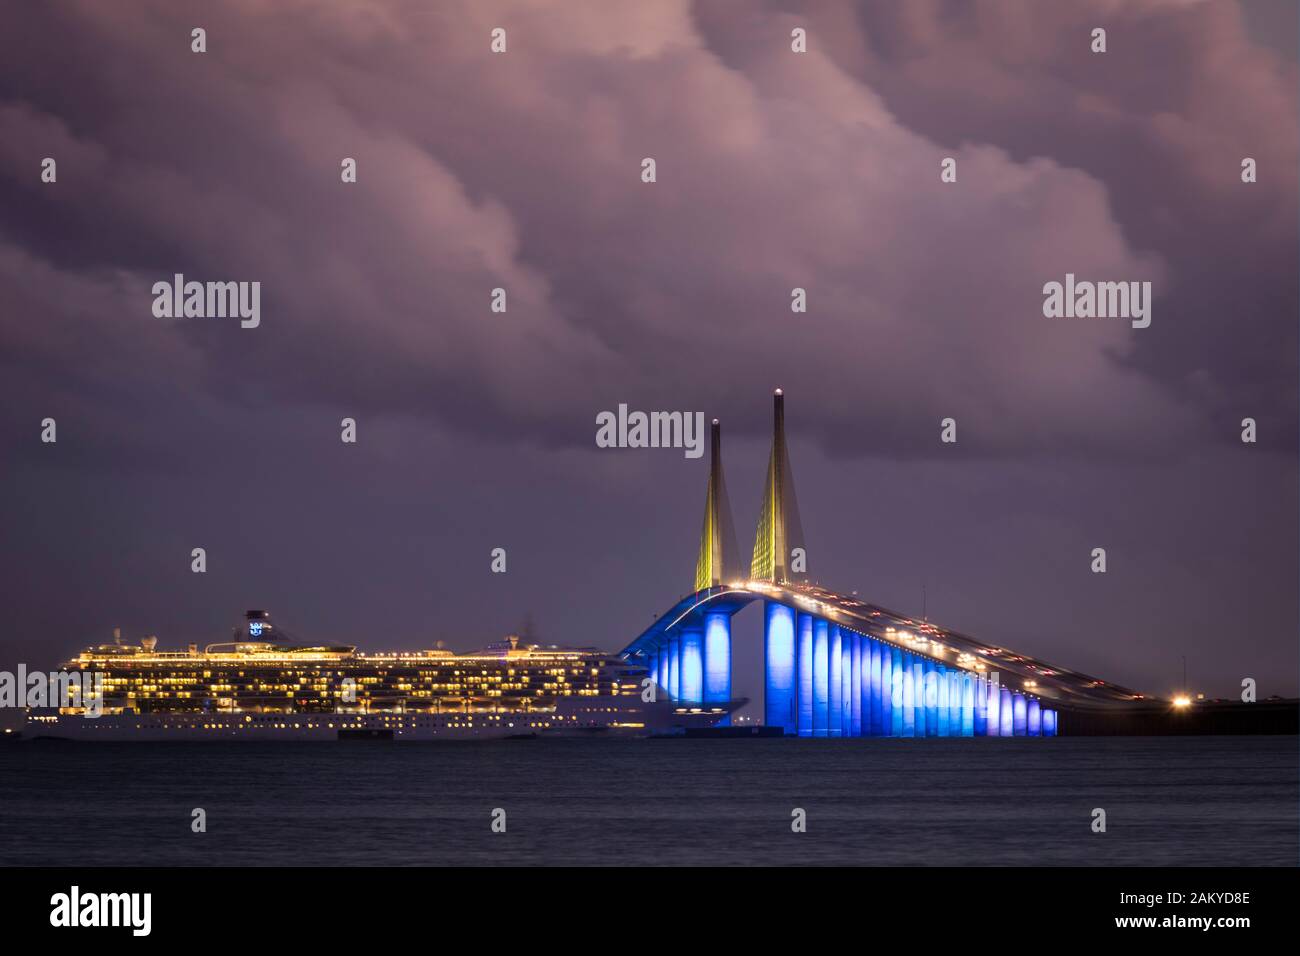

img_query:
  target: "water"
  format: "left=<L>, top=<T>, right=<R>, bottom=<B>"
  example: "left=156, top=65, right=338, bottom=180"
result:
left=1, top=736, right=1294, bottom=866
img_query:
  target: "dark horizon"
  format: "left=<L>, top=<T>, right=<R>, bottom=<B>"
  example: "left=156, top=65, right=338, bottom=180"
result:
left=1, top=0, right=1297, bottom=708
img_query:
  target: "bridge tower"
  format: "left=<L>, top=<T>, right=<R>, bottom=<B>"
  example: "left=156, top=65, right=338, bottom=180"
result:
left=694, top=419, right=741, bottom=591
left=750, top=389, right=806, bottom=585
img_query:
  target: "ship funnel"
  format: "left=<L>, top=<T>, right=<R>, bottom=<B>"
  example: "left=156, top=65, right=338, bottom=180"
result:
left=141, top=635, right=157, bottom=652
left=244, top=609, right=272, bottom=639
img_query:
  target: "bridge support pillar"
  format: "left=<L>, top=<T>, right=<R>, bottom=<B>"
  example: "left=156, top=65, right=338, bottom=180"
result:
left=828, top=624, right=842, bottom=737
left=888, top=648, right=902, bottom=736
left=763, top=602, right=796, bottom=734
left=913, top=655, right=926, bottom=738
left=1012, top=692, right=1027, bottom=736
left=943, top=670, right=955, bottom=736
left=1027, top=698, right=1041, bottom=736
left=796, top=612, right=813, bottom=736
left=985, top=676, right=1000, bottom=736
left=999, top=686, right=1014, bottom=737
left=900, top=651, right=915, bottom=736
left=941, top=665, right=951, bottom=738
left=1043, top=708, right=1058, bottom=736
left=668, top=634, right=681, bottom=700
left=863, top=638, right=875, bottom=736
left=680, top=626, right=703, bottom=704
left=850, top=634, right=862, bottom=737
left=961, top=672, right=975, bottom=736
left=870, top=641, right=884, bottom=735
left=839, top=631, right=853, bottom=736
left=702, top=612, right=731, bottom=723
left=812, top=617, right=829, bottom=737
left=657, top=648, right=669, bottom=698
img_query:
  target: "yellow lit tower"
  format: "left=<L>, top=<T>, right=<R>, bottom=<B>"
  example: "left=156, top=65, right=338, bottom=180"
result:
left=694, top=418, right=742, bottom=592
left=750, top=388, right=806, bottom=584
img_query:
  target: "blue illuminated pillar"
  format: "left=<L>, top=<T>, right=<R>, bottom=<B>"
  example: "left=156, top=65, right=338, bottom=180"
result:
left=950, top=670, right=961, bottom=735
left=1012, top=693, right=1027, bottom=736
left=797, top=612, right=813, bottom=737
left=812, top=618, right=830, bottom=737
left=828, top=624, right=842, bottom=738
left=668, top=634, right=681, bottom=700
left=986, top=677, right=1000, bottom=736
left=1027, top=698, right=1041, bottom=737
left=840, top=633, right=853, bottom=737
left=915, top=654, right=928, bottom=736
left=946, top=671, right=956, bottom=738
left=850, top=634, right=862, bottom=737
left=914, top=657, right=927, bottom=738
left=680, top=626, right=703, bottom=704
left=869, top=641, right=883, bottom=735
left=1043, top=709, right=1058, bottom=736
left=889, top=647, right=899, bottom=738
left=900, top=652, right=915, bottom=737
left=647, top=652, right=658, bottom=694
left=955, top=672, right=967, bottom=736
left=1000, top=686, right=1014, bottom=737
left=941, top=665, right=951, bottom=738
left=916, top=657, right=927, bottom=737
left=961, top=672, right=975, bottom=736
left=898, top=653, right=910, bottom=736
left=946, top=671, right=959, bottom=736
left=859, top=639, right=871, bottom=735
left=884, top=646, right=897, bottom=736
left=702, top=612, right=731, bottom=722
left=764, top=602, right=796, bottom=733
left=657, top=647, right=669, bottom=697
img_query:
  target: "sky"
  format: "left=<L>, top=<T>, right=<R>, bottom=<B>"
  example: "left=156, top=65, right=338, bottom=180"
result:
left=1, top=0, right=1296, bottom=709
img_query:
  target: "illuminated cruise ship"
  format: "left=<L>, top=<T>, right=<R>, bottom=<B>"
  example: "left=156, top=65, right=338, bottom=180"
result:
left=26, top=610, right=741, bottom=740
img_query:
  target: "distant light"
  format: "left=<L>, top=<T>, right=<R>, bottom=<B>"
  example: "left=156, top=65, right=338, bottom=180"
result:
left=1172, top=695, right=1192, bottom=708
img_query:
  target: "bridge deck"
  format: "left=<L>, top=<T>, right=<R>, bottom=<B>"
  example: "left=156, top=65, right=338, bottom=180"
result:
left=622, top=582, right=1145, bottom=709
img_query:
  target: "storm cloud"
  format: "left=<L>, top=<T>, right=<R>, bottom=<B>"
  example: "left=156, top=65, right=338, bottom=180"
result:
left=0, top=1, right=1294, bottom=700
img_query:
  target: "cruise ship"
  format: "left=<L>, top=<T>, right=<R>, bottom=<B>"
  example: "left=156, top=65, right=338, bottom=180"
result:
left=25, top=610, right=742, bottom=741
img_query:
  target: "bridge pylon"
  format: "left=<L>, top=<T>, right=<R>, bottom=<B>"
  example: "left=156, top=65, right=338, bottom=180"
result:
left=750, top=389, right=806, bottom=584
left=694, top=419, right=742, bottom=592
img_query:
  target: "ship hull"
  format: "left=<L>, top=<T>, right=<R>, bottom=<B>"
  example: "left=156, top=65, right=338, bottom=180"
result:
left=23, top=695, right=741, bottom=741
